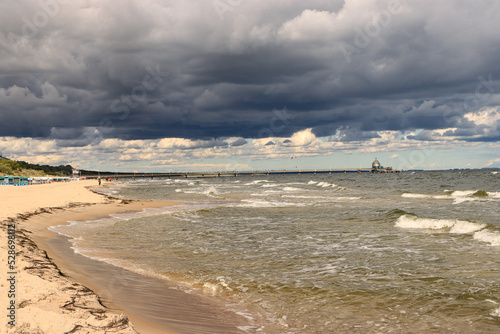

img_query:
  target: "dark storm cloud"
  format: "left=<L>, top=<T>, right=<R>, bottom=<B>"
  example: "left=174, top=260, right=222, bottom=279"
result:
left=334, top=128, right=381, bottom=142
left=231, top=138, right=248, bottom=147
left=1, top=0, right=500, bottom=144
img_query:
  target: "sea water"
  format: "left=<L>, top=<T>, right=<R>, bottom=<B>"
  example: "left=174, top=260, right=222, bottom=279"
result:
left=50, top=170, right=500, bottom=333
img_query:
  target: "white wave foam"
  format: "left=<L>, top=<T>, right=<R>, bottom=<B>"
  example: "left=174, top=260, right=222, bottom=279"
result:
left=473, top=230, right=500, bottom=247
left=401, top=193, right=430, bottom=199
left=50, top=203, right=218, bottom=254
left=110, top=206, right=175, bottom=220
left=201, top=277, right=234, bottom=294
left=450, top=190, right=476, bottom=204
left=449, top=220, right=487, bottom=234
left=174, top=179, right=190, bottom=184
left=249, top=193, right=266, bottom=197
left=49, top=217, right=122, bottom=238
left=335, top=197, right=362, bottom=201
left=280, top=195, right=361, bottom=202
left=402, top=193, right=456, bottom=200
left=451, top=190, right=500, bottom=203
left=75, top=252, right=188, bottom=290
left=451, top=190, right=476, bottom=197
left=453, top=198, right=475, bottom=204
left=307, top=181, right=317, bottom=185
left=184, top=186, right=221, bottom=197
left=317, top=182, right=336, bottom=188
left=395, top=215, right=485, bottom=234
left=244, top=180, right=271, bottom=185
left=239, top=199, right=303, bottom=208
left=48, top=220, right=80, bottom=238
left=237, top=326, right=260, bottom=333
left=202, top=186, right=219, bottom=196
left=283, top=187, right=301, bottom=192
left=433, top=195, right=452, bottom=199
left=492, top=307, right=500, bottom=317
left=396, top=215, right=455, bottom=230
left=282, top=195, right=330, bottom=200
left=402, top=190, right=500, bottom=204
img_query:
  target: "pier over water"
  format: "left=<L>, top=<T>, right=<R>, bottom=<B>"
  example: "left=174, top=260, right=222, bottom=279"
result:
left=92, top=168, right=401, bottom=180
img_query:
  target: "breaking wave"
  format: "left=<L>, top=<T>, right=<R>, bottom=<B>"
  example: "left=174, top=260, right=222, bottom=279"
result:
left=395, top=215, right=485, bottom=233
left=401, top=190, right=500, bottom=204
left=473, top=230, right=500, bottom=247
left=395, top=215, right=500, bottom=247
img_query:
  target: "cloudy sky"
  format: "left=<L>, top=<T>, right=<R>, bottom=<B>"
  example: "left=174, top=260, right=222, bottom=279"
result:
left=0, top=0, right=499, bottom=172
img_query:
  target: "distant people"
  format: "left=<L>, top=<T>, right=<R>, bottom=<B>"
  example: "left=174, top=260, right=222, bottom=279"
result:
left=98, top=177, right=101, bottom=185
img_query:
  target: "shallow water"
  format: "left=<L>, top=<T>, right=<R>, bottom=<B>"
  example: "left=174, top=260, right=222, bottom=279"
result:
left=51, top=170, right=500, bottom=333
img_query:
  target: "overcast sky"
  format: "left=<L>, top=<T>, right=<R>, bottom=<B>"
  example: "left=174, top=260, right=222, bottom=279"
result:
left=0, top=0, right=499, bottom=172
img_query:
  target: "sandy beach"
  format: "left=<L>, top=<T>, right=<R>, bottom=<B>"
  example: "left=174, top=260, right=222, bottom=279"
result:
left=0, top=180, right=179, bottom=334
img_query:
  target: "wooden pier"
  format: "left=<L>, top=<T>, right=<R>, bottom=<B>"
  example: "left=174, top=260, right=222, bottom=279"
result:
left=91, top=168, right=401, bottom=180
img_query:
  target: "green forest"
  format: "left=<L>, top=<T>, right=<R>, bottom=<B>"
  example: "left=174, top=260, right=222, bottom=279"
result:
left=0, top=159, right=74, bottom=177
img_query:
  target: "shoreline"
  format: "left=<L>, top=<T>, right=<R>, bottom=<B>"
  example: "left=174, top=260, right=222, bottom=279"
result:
left=0, top=181, right=252, bottom=333
left=0, top=180, right=139, bottom=333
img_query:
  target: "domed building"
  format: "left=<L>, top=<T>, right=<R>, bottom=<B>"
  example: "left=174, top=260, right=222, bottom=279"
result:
left=372, top=158, right=384, bottom=172
left=369, top=158, right=398, bottom=173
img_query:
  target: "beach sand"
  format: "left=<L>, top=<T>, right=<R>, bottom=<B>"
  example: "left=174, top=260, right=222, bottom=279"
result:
left=0, top=180, right=251, bottom=334
left=0, top=180, right=149, bottom=333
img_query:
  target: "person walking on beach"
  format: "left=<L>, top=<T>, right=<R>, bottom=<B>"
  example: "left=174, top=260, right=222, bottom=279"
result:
left=98, top=177, right=101, bottom=185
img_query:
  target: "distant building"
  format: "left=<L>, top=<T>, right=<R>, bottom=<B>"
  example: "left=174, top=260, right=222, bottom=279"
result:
left=72, top=168, right=81, bottom=178
left=371, top=158, right=397, bottom=173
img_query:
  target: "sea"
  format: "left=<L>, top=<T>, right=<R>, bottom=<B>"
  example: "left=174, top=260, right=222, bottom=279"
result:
left=50, top=170, right=500, bottom=333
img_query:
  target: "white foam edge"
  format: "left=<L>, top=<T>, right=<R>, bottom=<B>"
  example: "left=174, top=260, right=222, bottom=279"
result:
left=316, top=182, right=337, bottom=188
left=283, top=186, right=302, bottom=191
left=491, top=307, right=500, bottom=317
left=401, top=190, right=500, bottom=203
left=239, top=199, right=305, bottom=208
left=395, top=215, right=500, bottom=248
left=244, top=180, right=273, bottom=185
left=401, top=193, right=430, bottom=199
left=395, top=215, right=486, bottom=234
left=473, top=229, right=500, bottom=247
left=60, top=238, right=246, bottom=300
left=70, top=250, right=201, bottom=297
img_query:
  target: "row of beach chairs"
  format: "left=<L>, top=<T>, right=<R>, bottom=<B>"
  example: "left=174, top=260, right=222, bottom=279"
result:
left=1, top=176, right=81, bottom=186
left=1, top=176, right=30, bottom=186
